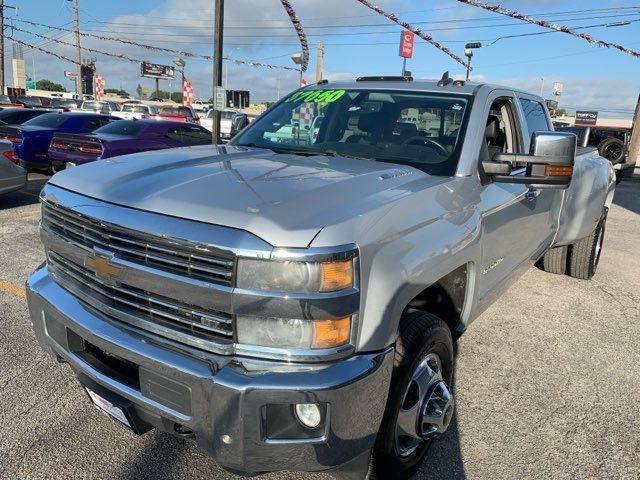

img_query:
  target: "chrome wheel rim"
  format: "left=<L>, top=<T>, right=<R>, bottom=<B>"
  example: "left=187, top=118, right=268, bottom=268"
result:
left=395, top=352, right=454, bottom=457
left=594, top=224, right=604, bottom=267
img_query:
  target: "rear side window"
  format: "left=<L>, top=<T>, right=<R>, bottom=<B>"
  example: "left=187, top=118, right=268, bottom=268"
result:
left=84, top=117, right=113, bottom=131
left=166, top=126, right=212, bottom=145
left=519, top=99, right=550, bottom=135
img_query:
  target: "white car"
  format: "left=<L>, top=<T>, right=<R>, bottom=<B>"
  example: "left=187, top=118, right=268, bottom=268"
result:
left=78, top=100, right=120, bottom=114
left=192, top=100, right=211, bottom=112
left=200, top=109, right=238, bottom=139
left=113, top=104, right=159, bottom=120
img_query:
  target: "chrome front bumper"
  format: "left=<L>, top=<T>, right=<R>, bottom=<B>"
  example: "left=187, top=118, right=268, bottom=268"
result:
left=26, top=266, right=393, bottom=475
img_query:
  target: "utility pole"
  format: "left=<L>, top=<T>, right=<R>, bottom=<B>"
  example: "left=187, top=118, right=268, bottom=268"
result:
left=627, top=93, right=640, bottom=175
left=71, top=0, right=82, bottom=96
left=211, top=0, right=224, bottom=144
left=315, top=40, right=323, bottom=83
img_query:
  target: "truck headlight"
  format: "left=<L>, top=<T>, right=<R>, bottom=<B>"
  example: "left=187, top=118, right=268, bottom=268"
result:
left=236, top=316, right=351, bottom=350
left=236, top=258, right=353, bottom=293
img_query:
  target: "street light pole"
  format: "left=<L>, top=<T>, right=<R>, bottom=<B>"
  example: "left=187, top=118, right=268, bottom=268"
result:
left=212, top=0, right=224, bottom=145
left=70, top=0, right=82, bottom=96
left=464, top=42, right=481, bottom=82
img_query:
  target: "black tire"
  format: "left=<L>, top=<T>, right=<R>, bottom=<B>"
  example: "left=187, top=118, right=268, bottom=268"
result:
left=370, top=311, right=454, bottom=480
left=568, top=214, right=606, bottom=280
left=540, top=245, right=568, bottom=274
left=598, top=138, right=625, bottom=165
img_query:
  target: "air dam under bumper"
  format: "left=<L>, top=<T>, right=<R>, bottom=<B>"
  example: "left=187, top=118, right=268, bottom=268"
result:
left=26, top=266, right=393, bottom=475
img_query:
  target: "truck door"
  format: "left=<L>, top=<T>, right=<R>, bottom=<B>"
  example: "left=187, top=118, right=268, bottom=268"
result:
left=476, top=91, right=560, bottom=306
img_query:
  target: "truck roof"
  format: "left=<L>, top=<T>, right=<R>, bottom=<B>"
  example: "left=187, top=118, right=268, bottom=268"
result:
left=304, top=78, right=543, bottom=101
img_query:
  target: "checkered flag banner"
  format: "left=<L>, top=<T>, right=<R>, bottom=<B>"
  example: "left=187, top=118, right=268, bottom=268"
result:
left=182, top=76, right=194, bottom=107
left=94, top=75, right=105, bottom=101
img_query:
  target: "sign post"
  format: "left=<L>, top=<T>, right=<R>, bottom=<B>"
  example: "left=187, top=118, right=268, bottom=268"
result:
left=398, top=30, right=414, bottom=76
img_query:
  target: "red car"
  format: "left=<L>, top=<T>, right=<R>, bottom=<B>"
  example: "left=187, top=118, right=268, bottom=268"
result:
left=152, top=106, right=200, bottom=124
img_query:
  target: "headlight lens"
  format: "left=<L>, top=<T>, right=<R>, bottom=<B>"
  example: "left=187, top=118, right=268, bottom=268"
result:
left=236, top=316, right=351, bottom=350
left=236, top=258, right=353, bottom=293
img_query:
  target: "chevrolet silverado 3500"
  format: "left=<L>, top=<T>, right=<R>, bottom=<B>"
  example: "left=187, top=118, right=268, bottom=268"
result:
left=27, top=76, right=614, bottom=479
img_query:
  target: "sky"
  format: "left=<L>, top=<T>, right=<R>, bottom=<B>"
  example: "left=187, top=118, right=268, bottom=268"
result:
left=6, top=0, right=640, bottom=117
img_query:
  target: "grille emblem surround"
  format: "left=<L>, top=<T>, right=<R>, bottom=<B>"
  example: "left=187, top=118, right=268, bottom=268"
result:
left=85, top=251, right=122, bottom=285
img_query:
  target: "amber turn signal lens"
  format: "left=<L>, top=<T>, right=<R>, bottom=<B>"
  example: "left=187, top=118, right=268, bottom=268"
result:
left=545, top=165, right=573, bottom=176
left=320, top=260, right=353, bottom=292
left=312, top=317, right=351, bottom=349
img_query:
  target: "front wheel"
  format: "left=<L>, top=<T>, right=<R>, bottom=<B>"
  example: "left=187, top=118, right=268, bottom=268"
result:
left=369, top=312, right=454, bottom=479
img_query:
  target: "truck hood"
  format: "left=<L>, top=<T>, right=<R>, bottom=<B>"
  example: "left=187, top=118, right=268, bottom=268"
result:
left=49, top=145, right=436, bottom=247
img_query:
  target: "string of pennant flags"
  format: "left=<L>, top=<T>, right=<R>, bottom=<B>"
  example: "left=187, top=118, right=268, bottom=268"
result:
left=353, top=0, right=469, bottom=69
left=11, top=19, right=302, bottom=71
left=279, top=0, right=309, bottom=73
left=456, top=0, right=640, bottom=59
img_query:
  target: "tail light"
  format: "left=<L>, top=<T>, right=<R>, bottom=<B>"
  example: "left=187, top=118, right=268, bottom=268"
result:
left=50, top=140, right=70, bottom=150
left=2, top=149, right=19, bottom=165
left=79, top=144, right=102, bottom=155
left=1, top=134, right=22, bottom=144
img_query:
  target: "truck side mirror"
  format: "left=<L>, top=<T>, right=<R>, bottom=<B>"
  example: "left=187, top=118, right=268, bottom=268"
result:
left=482, top=131, right=577, bottom=189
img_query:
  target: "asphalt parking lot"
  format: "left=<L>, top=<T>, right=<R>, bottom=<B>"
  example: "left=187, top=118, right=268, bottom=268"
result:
left=1, top=174, right=639, bottom=480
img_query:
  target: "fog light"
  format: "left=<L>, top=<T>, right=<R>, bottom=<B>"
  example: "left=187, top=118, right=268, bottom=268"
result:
left=295, top=403, right=321, bottom=428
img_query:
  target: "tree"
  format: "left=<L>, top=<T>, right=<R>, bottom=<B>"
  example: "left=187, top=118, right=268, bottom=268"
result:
left=170, top=92, right=183, bottom=104
left=36, top=79, right=67, bottom=92
left=555, top=108, right=567, bottom=116
left=104, top=88, right=130, bottom=98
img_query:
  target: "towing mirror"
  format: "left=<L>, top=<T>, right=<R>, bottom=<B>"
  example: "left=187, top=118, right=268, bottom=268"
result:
left=482, top=131, right=577, bottom=189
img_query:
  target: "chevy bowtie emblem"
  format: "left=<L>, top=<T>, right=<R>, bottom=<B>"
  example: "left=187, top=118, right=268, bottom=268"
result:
left=85, top=252, right=121, bottom=283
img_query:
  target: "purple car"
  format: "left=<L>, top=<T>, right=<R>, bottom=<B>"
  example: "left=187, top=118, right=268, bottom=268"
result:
left=48, top=119, right=213, bottom=171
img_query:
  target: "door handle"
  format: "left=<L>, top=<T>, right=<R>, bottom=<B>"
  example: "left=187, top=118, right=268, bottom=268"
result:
left=525, top=188, right=541, bottom=201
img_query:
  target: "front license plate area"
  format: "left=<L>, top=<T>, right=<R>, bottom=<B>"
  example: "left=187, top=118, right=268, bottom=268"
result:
left=86, top=388, right=133, bottom=429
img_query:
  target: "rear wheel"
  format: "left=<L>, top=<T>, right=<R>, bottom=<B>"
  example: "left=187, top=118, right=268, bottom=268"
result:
left=568, top=214, right=606, bottom=280
left=539, top=245, right=568, bottom=274
left=598, top=138, right=625, bottom=165
left=370, top=312, right=454, bottom=479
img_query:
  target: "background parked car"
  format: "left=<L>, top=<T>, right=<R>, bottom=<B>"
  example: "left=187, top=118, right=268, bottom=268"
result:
left=0, top=140, right=26, bottom=195
left=48, top=98, right=82, bottom=112
left=200, top=108, right=238, bottom=139
left=49, top=120, right=212, bottom=171
left=0, top=95, right=23, bottom=108
left=0, top=112, right=118, bottom=172
left=78, top=100, right=121, bottom=114
left=192, top=100, right=211, bottom=112
left=13, top=96, right=44, bottom=108
left=152, top=105, right=200, bottom=124
left=0, top=108, right=50, bottom=125
left=113, top=103, right=158, bottom=120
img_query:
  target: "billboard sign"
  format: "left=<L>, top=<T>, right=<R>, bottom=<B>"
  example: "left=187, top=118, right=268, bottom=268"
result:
left=140, top=62, right=175, bottom=79
left=399, top=31, right=415, bottom=58
left=575, top=110, right=598, bottom=126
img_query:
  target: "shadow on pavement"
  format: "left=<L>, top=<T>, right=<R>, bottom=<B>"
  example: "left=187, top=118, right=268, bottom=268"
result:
left=0, top=174, right=49, bottom=210
left=117, top=433, right=190, bottom=480
left=612, top=180, right=640, bottom=215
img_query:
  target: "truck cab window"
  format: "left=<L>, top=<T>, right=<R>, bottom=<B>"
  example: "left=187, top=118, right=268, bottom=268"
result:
left=519, top=98, right=551, bottom=135
left=483, top=98, right=520, bottom=160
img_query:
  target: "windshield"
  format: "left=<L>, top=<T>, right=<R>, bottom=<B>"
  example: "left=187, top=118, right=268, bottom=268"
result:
left=82, top=101, right=106, bottom=110
left=23, top=113, right=68, bottom=128
left=122, top=105, right=150, bottom=113
left=93, top=120, right=145, bottom=136
left=232, top=88, right=472, bottom=176
left=160, top=107, right=193, bottom=117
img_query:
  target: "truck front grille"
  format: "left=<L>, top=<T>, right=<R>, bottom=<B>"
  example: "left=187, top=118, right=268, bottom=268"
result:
left=42, top=201, right=236, bottom=287
left=47, top=251, right=234, bottom=346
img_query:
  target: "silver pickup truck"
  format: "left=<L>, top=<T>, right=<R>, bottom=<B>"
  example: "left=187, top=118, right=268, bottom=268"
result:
left=26, top=76, right=614, bottom=480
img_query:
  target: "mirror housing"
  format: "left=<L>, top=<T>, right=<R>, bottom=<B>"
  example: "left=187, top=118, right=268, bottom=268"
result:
left=482, top=131, right=577, bottom=189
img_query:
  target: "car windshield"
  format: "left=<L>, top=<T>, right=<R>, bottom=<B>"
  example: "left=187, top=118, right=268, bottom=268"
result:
left=122, top=105, right=149, bottom=113
left=160, top=107, right=192, bottom=117
left=51, top=99, right=78, bottom=108
left=93, top=120, right=145, bottom=136
left=232, top=88, right=472, bottom=176
left=18, top=96, right=42, bottom=106
left=0, top=95, right=11, bottom=103
left=82, top=101, right=105, bottom=110
left=23, top=113, right=68, bottom=128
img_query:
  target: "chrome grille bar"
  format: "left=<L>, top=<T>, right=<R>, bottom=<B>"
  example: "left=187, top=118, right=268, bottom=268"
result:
left=48, top=251, right=234, bottom=341
left=42, top=201, right=235, bottom=286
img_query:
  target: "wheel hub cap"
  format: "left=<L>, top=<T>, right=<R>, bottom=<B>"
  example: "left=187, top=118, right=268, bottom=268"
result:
left=395, top=353, right=454, bottom=457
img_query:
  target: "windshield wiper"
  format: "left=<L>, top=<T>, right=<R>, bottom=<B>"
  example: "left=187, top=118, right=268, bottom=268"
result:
left=324, top=150, right=377, bottom=162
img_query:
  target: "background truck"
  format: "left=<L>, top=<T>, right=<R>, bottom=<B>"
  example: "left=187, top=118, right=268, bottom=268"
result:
left=556, top=125, right=634, bottom=183
left=27, top=76, right=614, bottom=480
